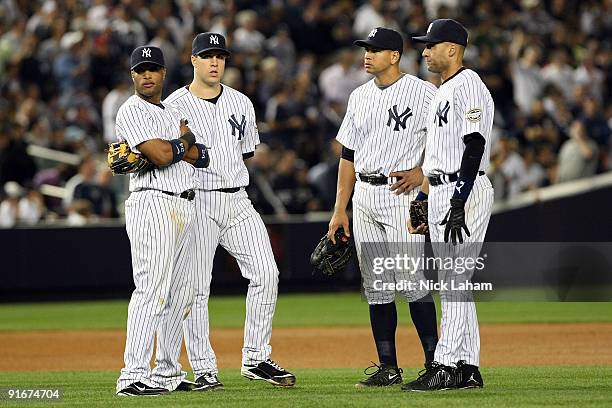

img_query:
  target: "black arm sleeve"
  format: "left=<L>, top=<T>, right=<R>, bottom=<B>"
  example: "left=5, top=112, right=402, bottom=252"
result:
left=459, top=132, right=485, bottom=181
left=341, top=146, right=355, bottom=162
left=452, top=132, right=486, bottom=200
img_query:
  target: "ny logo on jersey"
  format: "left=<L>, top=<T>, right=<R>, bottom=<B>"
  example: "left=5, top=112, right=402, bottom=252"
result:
left=228, top=114, right=246, bottom=140
left=210, top=35, right=219, bottom=45
left=386, top=105, right=413, bottom=131
left=435, top=100, right=450, bottom=127
left=142, top=48, right=151, bottom=58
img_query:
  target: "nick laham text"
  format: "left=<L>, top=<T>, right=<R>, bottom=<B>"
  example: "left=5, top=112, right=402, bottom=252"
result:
left=373, top=279, right=493, bottom=292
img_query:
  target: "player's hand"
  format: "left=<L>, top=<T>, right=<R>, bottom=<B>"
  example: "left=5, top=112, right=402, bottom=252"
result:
left=440, top=198, right=470, bottom=245
left=328, top=210, right=350, bottom=244
left=180, top=119, right=191, bottom=135
left=389, top=167, right=424, bottom=195
left=408, top=218, right=429, bottom=235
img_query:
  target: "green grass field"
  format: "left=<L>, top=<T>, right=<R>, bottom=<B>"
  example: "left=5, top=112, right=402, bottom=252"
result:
left=1, top=293, right=611, bottom=406
left=0, top=368, right=611, bottom=407
left=1, top=293, right=612, bottom=330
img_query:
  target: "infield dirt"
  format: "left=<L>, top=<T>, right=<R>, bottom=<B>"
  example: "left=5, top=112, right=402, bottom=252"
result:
left=1, top=323, right=611, bottom=371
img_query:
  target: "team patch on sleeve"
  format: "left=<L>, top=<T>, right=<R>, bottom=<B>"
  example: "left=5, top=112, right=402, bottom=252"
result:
left=466, top=108, right=482, bottom=123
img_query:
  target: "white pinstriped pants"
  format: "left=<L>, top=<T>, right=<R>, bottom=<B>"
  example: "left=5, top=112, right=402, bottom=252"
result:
left=352, top=181, right=429, bottom=304
left=183, top=189, right=279, bottom=376
left=428, top=175, right=494, bottom=367
left=117, top=190, right=196, bottom=392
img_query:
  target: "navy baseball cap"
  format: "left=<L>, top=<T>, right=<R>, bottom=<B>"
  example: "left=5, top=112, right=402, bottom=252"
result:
left=412, top=19, right=468, bottom=46
left=130, top=46, right=165, bottom=70
left=192, top=32, right=231, bottom=56
left=354, top=27, right=403, bottom=53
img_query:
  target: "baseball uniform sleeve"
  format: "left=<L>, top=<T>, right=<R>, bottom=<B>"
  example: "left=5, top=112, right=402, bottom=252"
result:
left=418, top=83, right=437, bottom=136
left=336, top=92, right=358, bottom=150
left=455, top=82, right=488, bottom=139
left=115, top=104, right=162, bottom=151
left=241, top=101, right=260, bottom=154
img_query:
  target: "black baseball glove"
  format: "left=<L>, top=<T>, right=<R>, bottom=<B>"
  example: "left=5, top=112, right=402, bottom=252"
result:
left=106, top=141, right=154, bottom=175
left=440, top=198, right=471, bottom=245
left=409, top=200, right=428, bottom=234
left=310, top=227, right=353, bottom=276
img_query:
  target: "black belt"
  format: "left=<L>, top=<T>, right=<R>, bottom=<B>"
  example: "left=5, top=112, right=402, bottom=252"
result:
left=161, top=189, right=196, bottom=201
left=357, top=173, right=397, bottom=186
left=428, top=171, right=485, bottom=187
left=211, top=187, right=241, bottom=193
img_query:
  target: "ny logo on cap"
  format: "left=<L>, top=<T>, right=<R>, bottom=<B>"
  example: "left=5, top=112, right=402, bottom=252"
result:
left=142, top=48, right=151, bottom=58
left=427, top=23, right=433, bottom=33
left=210, top=35, right=219, bottom=45
left=368, top=28, right=378, bottom=38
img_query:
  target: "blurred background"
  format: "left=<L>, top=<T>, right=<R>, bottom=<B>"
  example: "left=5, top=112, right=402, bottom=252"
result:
left=0, top=0, right=610, bottom=300
left=0, top=0, right=610, bottom=224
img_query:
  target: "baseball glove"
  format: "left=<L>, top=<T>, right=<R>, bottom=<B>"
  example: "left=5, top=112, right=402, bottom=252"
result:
left=310, top=227, right=353, bottom=277
left=409, top=200, right=428, bottom=234
left=106, top=141, right=155, bottom=175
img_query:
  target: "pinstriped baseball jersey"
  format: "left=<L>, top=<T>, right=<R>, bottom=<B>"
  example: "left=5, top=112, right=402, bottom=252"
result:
left=163, top=85, right=259, bottom=190
left=336, top=74, right=436, bottom=175
left=422, top=68, right=494, bottom=177
left=115, top=95, right=200, bottom=192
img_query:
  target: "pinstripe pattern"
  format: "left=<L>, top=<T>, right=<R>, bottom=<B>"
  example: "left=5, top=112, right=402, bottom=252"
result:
left=337, top=74, right=436, bottom=176
left=183, top=189, right=279, bottom=373
left=165, top=84, right=278, bottom=375
left=336, top=73, right=435, bottom=304
left=428, top=176, right=493, bottom=366
left=353, top=183, right=428, bottom=304
left=422, top=69, right=494, bottom=177
left=424, top=68, right=495, bottom=367
left=117, top=190, right=196, bottom=392
left=164, top=85, right=259, bottom=190
left=115, top=95, right=200, bottom=192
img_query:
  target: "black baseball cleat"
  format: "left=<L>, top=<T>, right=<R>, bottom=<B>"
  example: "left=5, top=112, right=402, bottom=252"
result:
left=401, top=361, right=455, bottom=392
left=454, top=360, right=484, bottom=389
left=117, top=381, right=169, bottom=396
left=241, top=359, right=296, bottom=387
left=174, top=380, right=198, bottom=391
left=194, top=372, right=224, bottom=391
left=355, top=363, right=402, bottom=387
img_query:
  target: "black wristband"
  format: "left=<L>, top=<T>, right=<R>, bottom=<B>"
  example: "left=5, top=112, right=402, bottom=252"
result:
left=168, top=139, right=186, bottom=164
left=180, top=131, right=196, bottom=150
left=194, top=143, right=210, bottom=168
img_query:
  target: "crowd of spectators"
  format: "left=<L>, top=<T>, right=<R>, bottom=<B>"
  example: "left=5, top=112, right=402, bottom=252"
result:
left=0, top=0, right=610, bottom=226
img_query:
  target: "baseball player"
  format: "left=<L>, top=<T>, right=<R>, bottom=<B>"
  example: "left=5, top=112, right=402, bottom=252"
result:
left=403, top=19, right=494, bottom=391
left=115, top=46, right=205, bottom=396
left=327, top=27, right=439, bottom=387
left=164, top=32, right=295, bottom=389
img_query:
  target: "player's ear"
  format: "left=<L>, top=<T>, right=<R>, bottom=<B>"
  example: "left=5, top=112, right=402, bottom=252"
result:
left=392, top=50, right=401, bottom=65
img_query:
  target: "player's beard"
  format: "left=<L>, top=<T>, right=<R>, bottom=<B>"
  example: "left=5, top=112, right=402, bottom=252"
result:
left=136, top=82, right=163, bottom=101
